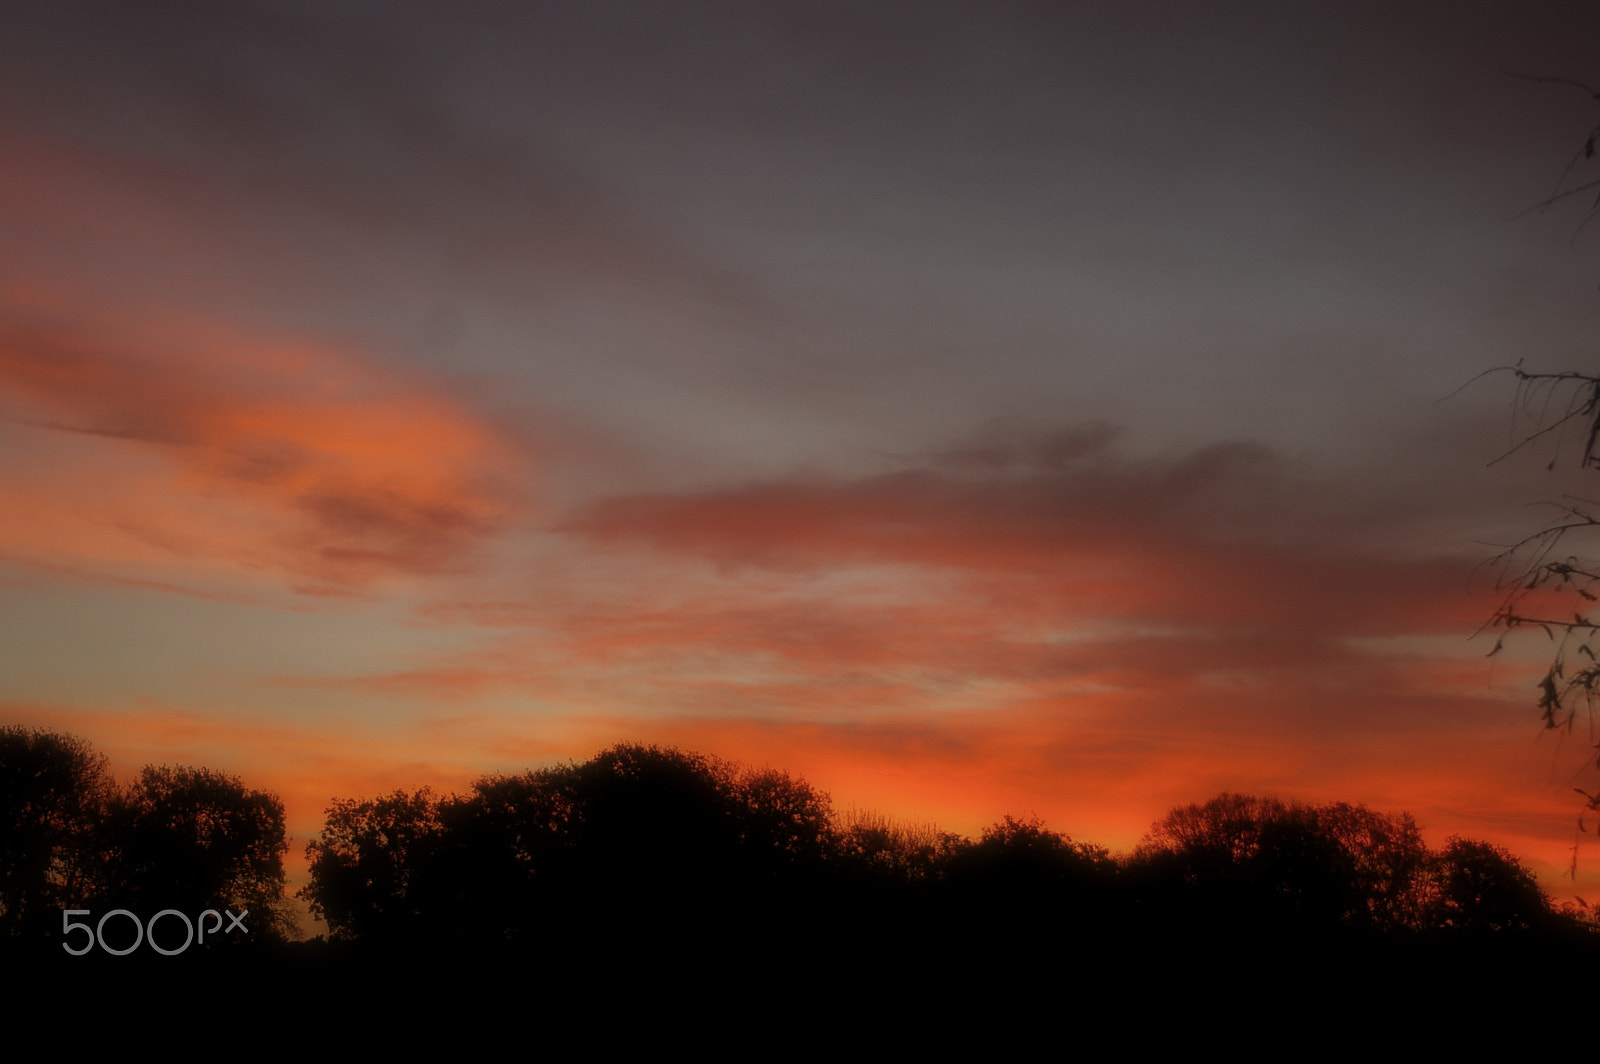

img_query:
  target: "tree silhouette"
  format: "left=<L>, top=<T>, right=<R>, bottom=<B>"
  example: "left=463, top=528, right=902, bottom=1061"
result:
left=0, top=726, right=113, bottom=941
left=104, top=765, right=293, bottom=942
left=829, top=806, right=960, bottom=884
left=0, top=728, right=293, bottom=954
left=728, top=766, right=833, bottom=874
left=292, top=737, right=1595, bottom=982
left=946, top=814, right=1116, bottom=893
left=1424, top=836, right=1552, bottom=934
left=301, top=788, right=445, bottom=943
left=1131, top=794, right=1432, bottom=934
left=937, top=814, right=1122, bottom=951
left=1307, top=801, right=1432, bottom=930
left=1129, top=792, right=1574, bottom=941
left=300, top=743, right=837, bottom=949
left=568, top=743, right=748, bottom=899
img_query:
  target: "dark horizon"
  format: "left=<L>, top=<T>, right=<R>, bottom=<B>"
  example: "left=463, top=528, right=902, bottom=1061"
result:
left=5, top=724, right=1593, bottom=952
left=10, top=721, right=1597, bottom=1050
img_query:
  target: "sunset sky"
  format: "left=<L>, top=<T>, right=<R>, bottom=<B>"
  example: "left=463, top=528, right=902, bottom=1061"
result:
left=7, top=2, right=1600, bottom=913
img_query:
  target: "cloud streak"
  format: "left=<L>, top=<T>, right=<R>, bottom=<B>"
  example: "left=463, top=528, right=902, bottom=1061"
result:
left=0, top=297, right=527, bottom=593
left=564, top=434, right=1485, bottom=635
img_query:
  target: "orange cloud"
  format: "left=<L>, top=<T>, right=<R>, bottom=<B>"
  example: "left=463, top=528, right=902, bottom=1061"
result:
left=516, top=439, right=1495, bottom=736
left=0, top=296, right=526, bottom=593
left=564, top=441, right=1485, bottom=639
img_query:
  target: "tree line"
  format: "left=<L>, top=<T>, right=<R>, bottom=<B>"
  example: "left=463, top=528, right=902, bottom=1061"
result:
left=4, top=726, right=1595, bottom=964
left=302, top=744, right=1587, bottom=957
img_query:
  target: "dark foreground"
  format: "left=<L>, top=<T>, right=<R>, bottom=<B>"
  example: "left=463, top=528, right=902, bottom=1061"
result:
left=14, top=908, right=1597, bottom=1050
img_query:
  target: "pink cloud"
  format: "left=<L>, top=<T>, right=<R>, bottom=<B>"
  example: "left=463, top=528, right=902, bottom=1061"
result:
left=0, top=296, right=528, bottom=592
left=564, top=437, right=1488, bottom=642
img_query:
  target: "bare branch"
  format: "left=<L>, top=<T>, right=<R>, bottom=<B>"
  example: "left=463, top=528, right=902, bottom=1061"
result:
left=1500, top=69, right=1600, bottom=99
left=1477, top=73, right=1600, bottom=846
left=1516, top=176, right=1600, bottom=218
left=1480, top=367, right=1600, bottom=468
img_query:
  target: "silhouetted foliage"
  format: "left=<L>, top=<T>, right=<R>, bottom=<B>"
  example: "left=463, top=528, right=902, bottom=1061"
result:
left=730, top=766, right=834, bottom=871
left=1127, top=791, right=1581, bottom=945
left=0, top=726, right=113, bottom=940
left=1303, top=800, right=1433, bottom=930
left=0, top=727, right=292, bottom=952
left=829, top=806, right=961, bottom=884
left=1424, top=836, right=1552, bottom=933
left=935, top=814, right=1124, bottom=949
left=281, top=732, right=1600, bottom=1024
left=6, top=726, right=1583, bottom=1034
left=565, top=743, right=754, bottom=905
left=1132, top=794, right=1432, bottom=934
left=104, top=765, right=293, bottom=942
left=301, top=743, right=835, bottom=947
left=947, top=814, right=1116, bottom=893
left=301, top=788, right=445, bottom=943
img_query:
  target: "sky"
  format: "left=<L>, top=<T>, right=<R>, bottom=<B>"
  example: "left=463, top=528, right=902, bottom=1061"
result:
left=6, top=1, right=1600, bottom=915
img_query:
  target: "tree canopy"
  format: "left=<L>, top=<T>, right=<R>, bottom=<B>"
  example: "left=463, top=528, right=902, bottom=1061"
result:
left=1130, top=793, right=1560, bottom=937
left=0, top=727, right=291, bottom=950
left=301, top=742, right=836, bottom=946
left=0, top=726, right=113, bottom=939
left=105, top=764, right=292, bottom=939
left=1429, top=836, right=1553, bottom=933
left=298, top=743, right=1584, bottom=956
